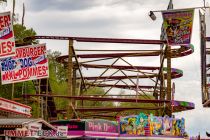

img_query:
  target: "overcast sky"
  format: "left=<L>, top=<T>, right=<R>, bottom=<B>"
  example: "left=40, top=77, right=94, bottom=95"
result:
left=3, top=0, right=210, bottom=137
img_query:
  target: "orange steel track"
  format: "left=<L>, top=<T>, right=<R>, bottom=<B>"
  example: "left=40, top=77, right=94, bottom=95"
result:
left=23, top=94, right=194, bottom=113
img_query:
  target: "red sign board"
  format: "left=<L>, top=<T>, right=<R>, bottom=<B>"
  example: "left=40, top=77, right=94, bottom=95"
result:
left=0, top=43, right=49, bottom=84
left=0, top=11, right=15, bottom=58
left=0, top=97, right=31, bottom=117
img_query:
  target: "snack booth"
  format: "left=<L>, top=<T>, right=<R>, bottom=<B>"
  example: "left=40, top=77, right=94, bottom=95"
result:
left=51, top=119, right=118, bottom=139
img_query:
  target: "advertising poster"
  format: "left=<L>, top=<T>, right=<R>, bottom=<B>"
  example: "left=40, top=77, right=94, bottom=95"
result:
left=162, top=9, right=194, bottom=45
left=0, top=43, right=49, bottom=84
left=0, top=11, right=15, bottom=58
left=119, top=113, right=185, bottom=137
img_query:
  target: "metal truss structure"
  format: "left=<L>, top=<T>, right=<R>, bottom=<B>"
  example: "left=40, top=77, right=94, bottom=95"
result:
left=23, top=35, right=195, bottom=120
left=200, top=10, right=210, bottom=107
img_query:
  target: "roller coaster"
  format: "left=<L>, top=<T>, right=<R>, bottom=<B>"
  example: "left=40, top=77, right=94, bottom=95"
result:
left=23, top=35, right=195, bottom=120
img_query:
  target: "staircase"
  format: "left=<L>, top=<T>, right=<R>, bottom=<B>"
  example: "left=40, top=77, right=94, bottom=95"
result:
left=33, top=79, right=57, bottom=120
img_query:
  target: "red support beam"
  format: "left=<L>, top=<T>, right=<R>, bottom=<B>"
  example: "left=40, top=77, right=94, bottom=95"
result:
left=24, top=36, right=165, bottom=44
left=86, top=83, right=156, bottom=89
left=75, top=107, right=162, bottom=112
left=81, top=75, right=156, bottom=80
left=77, top=52, right=160, bottom=58
left=81, top=64, right=160, bottom=70
left=23, top=94, right=169, bottom=103
left=82, top=114, right=116, bottom=118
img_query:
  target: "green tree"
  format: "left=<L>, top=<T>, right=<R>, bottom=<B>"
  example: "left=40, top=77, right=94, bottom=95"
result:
left=80, top=87, right=114, bottom=107
left=47, top=50, right=68, bottom=119
left=12, top=24, right=37, bottom=115
left=13, top=23, right=37, bottom=44
left=117, top=90, right=159, bottom=116
left=47, top=50, right=115, bottom=119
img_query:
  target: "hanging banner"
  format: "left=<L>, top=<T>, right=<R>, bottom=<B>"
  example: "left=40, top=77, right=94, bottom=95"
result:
left=162, top=9, right=194, bottom=45
left=0, top=43, right=49, bottom=84
left=0, top=11, right=15, bottom=58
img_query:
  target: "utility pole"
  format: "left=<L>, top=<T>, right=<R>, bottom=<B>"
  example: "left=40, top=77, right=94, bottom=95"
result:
left=22, top=3, right=25, bottom=26
left=166, top=0, right=173, bottom=117
left=12, top=0, right=15, bottom=23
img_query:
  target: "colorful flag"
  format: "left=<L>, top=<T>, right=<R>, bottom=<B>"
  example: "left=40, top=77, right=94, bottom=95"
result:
left=162, top=9, right=194, bottom=45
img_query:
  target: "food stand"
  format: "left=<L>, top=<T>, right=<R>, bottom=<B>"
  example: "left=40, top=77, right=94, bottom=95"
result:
left=51, top=119, right=118, bottom=139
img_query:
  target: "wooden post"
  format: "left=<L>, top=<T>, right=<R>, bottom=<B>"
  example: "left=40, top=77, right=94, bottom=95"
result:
left=160, top=0, right=173, bottom=116
left=77, top=79, right=82, bottom=118
left=67, top=39, right=73, bottom=119
left=159, top=47, right=164, bottom=101
left=21, top=3, right=25, bottom=26
left=11, top=83, right=14, bottom=100
left=72, top=67, right=77, bottom=110
left=38, top=79, right=41, bottom=118
left=159, top=48, right=164, bottom=116
left=45, top=78, right=49, bottom=120
left=166, top=45, right=172, bottom=117
left=12, top=0, right=15, bottom=23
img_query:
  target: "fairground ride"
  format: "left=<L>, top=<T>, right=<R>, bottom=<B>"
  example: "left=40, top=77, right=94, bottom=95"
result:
left=23, top=35, right=195, bottom=120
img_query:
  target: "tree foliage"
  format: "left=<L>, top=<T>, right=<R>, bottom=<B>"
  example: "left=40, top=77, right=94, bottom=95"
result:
left=47, top=50, right=68, bottom=119
left=117, top=90, right=159, bottom=116
left=47, top=50, right=115, bottom=119
left=13, top=23, right=37, bottom=44
left=79, top=87, right=114, bottom=107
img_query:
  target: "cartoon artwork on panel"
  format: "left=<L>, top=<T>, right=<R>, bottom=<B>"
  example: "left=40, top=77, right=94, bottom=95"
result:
left=136, top=113, right=148, bottom=135
left=127, top=117, right=137, bottom=134
left=175, top=119, right=182, bottom=136
left=152, top=116, right=163, bottom=135
left=171, top=117, right=185, bottom=136
left=119, top=113, right=185, bottom=137
left=120, top=116, right=137, bottom=135
left=180, top=118, right=185, bottom=136
left=148, top=113, right=154, bottom=135
left=162, top=115, right=172, bottom=135
left=171, top=118, right=177, bottom=135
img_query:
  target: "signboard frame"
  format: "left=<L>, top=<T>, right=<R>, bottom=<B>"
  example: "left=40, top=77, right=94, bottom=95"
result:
left=0, top=11, right=16, bottom=58
left=0, top=43, right=49, bottom=84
